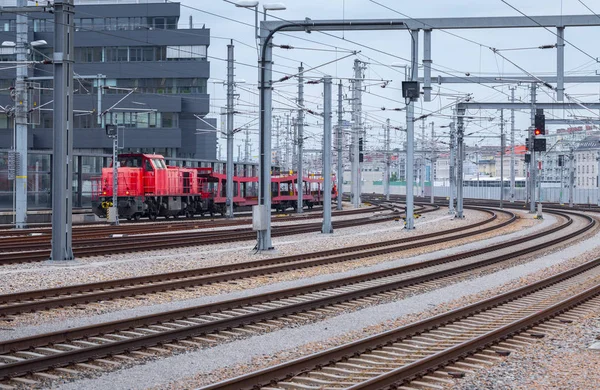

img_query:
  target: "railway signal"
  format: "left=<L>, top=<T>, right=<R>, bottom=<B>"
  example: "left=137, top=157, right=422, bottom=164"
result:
left=534, top=109, right=545, bottom=136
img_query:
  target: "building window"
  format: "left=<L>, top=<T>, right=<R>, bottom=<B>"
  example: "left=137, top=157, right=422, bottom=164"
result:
left=142, top=47, right=155, bottom=61
left=105, top=17, right=117, bottom=31
left=166, top=45, right=207, bottom=60
left=129, top=47, right=142, bottom=62
left=152, top=17, right=166, bottom=30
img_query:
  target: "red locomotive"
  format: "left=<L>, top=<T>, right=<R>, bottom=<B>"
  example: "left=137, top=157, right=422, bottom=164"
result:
left=92, top=153, right=336, bottom=220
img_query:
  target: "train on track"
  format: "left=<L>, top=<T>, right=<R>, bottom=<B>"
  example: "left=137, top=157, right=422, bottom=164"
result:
left=92, top=153, right=336, bottom=220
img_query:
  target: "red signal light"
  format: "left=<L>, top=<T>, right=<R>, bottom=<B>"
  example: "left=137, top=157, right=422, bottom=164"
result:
left=534, top=128, right=542, bottom=136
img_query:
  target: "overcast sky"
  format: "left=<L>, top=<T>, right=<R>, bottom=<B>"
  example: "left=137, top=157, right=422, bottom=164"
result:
left=180, top=0, right=600, bottom=160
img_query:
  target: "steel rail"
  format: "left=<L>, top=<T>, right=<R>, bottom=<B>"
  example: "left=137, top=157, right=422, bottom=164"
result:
left=0, top=205, right=381, bottom=239
left=0, top=209, right=592, bottom=379
left=0, top=207, right=507, bottom=316
left=201, top=254, right=600, bottom=390
left=0, top=206, right=430, bottom=265
left=0, top=205, right=398, bottom=251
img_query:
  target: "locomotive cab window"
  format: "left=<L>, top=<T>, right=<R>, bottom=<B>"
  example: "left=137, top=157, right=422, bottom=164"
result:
left=144, top=159, right=154, bottom=171
left=153, top=158, right=167, bottom=169
left=119, top=156, right=142, bottom=168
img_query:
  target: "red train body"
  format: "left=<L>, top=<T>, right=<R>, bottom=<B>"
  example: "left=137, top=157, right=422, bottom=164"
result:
left=92, top=153, right=336, bottom=220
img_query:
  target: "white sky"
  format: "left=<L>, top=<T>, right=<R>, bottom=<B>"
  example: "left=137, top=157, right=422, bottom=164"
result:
left=183, top=0, right=600, bottom=160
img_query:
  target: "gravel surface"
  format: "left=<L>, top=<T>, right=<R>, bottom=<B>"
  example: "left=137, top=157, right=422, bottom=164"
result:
left=0, top=208, right=486, bottom=294
left=0, top=208, right=532, bottom=337
left=454, top=309, right=600, bottom=390
left=42, top=210, right=600, bottom=390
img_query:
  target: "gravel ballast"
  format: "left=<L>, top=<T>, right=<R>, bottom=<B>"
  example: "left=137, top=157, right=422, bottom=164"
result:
left=0, top=209, right=536, bottom=341
left=45, top=211, right=600, bottom=390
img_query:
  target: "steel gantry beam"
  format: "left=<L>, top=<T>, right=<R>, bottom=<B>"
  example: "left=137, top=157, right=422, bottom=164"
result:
left=458, top=102, right=600, bottom=110
left=256, top=14, right=600, bottom=251
left=420, top=76, right=600, bottom=84
left=256, top=19, right=408, bottom=251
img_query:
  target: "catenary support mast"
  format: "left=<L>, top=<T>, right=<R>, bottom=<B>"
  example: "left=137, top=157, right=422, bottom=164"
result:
left=226, top=41, right=235, bottom=218
left=50, top=0, right=75, bottom=261
left=322, top=76, right=333, bottom=233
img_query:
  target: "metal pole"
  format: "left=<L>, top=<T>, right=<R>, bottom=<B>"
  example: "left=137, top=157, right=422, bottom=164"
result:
left=430, top=121, right=435, bottom=204
left=285, top=113, right=290, bottom=170
left=351, top=59, right=361, bottom=208
left=597, top=152, right=600, bottom=206
left=322, top=76, right=333, bottom=233
left=560, top=157, right=564, bottom=204
left=296, top=64, right=304, bottom=213
left=569, top=148, right=574, bottom=207
left=557, top=27, right=565, bottom=101
left=510, top=87, right=516, bottom=202
left=336, top=81, right=343, bottom=210
left=529, top=83, right=537, bottom=213
left=385, top=118, right=391, bottom=201
left=275, top=116, right=280, bottom=166
left=244, top=127, right=250, bottom=163
left=50, top=0, right=75, bottom=261
left=111, top=136, right=119, bottom=226
left=449, top=120, right=456, bottom=214
left=226, top=41, right=235, bottom=218
left=423, top=29, right=432, bottom=102
left=257, top=26, right=273, bottom=251
left=420, top=118, right=426, bottom=198
left=500, top=109, right=505, bottom=209
left=456, top=106, right=465, bottom=219
left=405, top=29, right=419, bottom=229
left=14, top=0, right=28, bottom=229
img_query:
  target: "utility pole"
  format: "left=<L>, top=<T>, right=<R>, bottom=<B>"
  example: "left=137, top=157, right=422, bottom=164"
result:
left=430, top=121, right=435, bottom=204
left=509, top=86, right=516, bottom=202
left=529, top=83, right=537, bottom=213
left=384, top=118, right=391, bottom=201
left=569, top=148, right=574, bottom=207
left=226, top=41, right=234, bottom=218
left=285, top=113, right=290, bottom=170
left=449, top=120, right=456, bottom=215
left=456, top=106, right=466, bottom=218
left=500, top=109, right=505, bottom=209
left=596, top=152, right=600, bottom=206
left=351, top=59, right=364, bottom=208
left=405, top=29, right=419, bottom=229
left=322, top=76, right=333, bottom=233
left=296, top=64, right=304, bottom=213
left=275, top=115, right=280, bottom=166
left=51, top=0, right=75, bottom=261
left=420, top=118, right=426, bottom=198
left=244, top=127, right=250, bottom=163
left=597, top=152, right=600, bottom=207
left=336, top=81, right=343, bottom=210
left=14, top=0, right=28, bottom=229
left=559, top=155, right=564, bottom=204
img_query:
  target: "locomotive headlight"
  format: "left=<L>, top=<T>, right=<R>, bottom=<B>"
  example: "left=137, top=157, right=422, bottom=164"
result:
left=103, top=191, right=107, bottom=195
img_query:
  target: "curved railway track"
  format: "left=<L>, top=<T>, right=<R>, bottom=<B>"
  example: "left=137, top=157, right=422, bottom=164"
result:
left=0, top=205, right=382, bottom=239
left=0, top=204, right=431, bottom=266
left=204, top=254, right=600, bottom=390
left=0, top=209, right=592, bottom=385
left=0, top=207, right=510, bottom=317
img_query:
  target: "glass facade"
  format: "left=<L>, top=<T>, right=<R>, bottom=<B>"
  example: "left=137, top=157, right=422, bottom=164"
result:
left=33, top=45, right=207, bottom=63
left=28, top=16, right=179, bottom=33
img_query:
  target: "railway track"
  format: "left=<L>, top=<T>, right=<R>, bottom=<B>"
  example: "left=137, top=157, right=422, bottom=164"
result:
left=0, top=205, right=381, bottom=239
left=0, top=207, right=510, bottom=317
left=0, top=204, right=425, bottom=266
left=204, top=254, right=600, bottom=390
left=0, top=208, right=592, bottom=386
